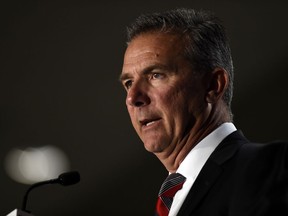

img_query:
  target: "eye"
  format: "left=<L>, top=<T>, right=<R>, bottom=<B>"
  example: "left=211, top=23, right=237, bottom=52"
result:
left=123, top=80, right=133, bottom=90
left=152, top=73, right=164, bottom=80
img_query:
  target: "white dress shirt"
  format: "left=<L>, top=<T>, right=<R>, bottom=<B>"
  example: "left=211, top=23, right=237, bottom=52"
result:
left=168, top=122, right=237, bottom=216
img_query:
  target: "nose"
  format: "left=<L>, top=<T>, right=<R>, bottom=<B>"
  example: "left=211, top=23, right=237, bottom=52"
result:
left=126, top=82, right=151, bottom=107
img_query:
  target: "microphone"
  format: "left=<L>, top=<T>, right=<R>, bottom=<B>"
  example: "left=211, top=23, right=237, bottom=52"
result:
left=21, top=171, right=80, bottom=213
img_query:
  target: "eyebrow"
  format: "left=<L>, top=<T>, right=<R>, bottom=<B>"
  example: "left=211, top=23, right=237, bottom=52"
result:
left=119, top=72, right=130, bottom=83
left=119, top=63, right=171, bottom=83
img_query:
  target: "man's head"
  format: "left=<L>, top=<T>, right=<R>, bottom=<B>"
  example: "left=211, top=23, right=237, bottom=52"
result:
left=120, top=8, right=233, bottom=163
left=126, top=8, right=234, bottom=110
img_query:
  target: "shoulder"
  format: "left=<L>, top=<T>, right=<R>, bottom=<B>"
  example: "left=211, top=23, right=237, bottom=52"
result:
left=212, top=130, right=288, bottom=169
left=223, top=130, right=288, bottom=156
left=240, top=140, right=288, bottom=156
left=238, top=140, right=288, bottom=170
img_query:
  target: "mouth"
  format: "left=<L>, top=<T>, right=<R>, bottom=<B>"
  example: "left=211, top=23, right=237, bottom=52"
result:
left=140, top=118, right=161, bottom=127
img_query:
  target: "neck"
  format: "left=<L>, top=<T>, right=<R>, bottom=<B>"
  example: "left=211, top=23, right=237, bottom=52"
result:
left=155, top=102, right=231, bottom=173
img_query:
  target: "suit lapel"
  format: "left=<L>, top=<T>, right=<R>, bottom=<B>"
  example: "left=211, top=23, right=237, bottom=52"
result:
left=177, top=159, right=222, bottom=215
left=177, top=130, right=249, bottom=215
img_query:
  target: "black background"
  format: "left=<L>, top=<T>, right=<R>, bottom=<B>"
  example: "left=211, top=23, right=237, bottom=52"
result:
left=1, top=0, right=288, bottom=215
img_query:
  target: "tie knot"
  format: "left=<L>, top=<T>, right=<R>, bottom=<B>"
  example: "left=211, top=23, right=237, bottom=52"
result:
left=159, top=173, right=186, bottom=197
left=155, top=173, right=186, bottom=215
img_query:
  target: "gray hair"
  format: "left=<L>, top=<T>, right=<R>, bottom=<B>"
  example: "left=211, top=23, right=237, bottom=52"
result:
left=126, top=8, right=234, bottom=110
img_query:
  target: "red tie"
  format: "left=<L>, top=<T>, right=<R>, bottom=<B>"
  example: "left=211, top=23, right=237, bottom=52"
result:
left=155, top=173, right=186, bottom=216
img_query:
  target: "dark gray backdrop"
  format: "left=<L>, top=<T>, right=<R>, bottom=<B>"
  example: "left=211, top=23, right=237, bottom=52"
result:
left=1, top=0, right=288, bottom=215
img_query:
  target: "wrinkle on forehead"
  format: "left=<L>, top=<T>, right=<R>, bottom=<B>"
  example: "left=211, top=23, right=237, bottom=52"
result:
left=127, top=32, right=182, bottom=56
left=122, top=32, right=184, bottom=75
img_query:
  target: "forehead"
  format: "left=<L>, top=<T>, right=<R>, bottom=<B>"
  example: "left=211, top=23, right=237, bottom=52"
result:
left=128, top=32, right=182, bottom=51
left=121, top=32, right=185, bottom=74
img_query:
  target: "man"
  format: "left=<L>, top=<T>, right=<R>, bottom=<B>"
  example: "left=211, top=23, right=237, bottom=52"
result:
left=120, top=8, right=288, bottom=216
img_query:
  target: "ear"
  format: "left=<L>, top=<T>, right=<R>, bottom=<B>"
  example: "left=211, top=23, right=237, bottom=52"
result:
left=205, top=67, right=229, bottom=103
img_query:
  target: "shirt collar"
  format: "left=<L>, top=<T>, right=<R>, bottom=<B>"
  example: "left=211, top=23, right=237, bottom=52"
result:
left=176, top=122, right=237, bottom=179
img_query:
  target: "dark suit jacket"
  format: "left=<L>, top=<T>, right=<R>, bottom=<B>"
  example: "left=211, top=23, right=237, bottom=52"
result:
left=177, top=130, right=288, bottom=216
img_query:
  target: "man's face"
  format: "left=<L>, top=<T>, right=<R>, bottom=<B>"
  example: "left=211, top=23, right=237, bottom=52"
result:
left=121, top=32, right=208, bottom=154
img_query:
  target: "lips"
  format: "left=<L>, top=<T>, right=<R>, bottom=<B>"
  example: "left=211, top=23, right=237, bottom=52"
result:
left=140, top=118, right=161, bottom=127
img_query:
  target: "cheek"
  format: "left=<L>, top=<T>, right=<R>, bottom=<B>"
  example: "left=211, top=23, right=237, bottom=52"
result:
left=164, top=85, right=201, bottom=125
left=158, top=88, right=190, bottom=124
left=127, top=106, right=140, bottom=129
left=127, top=106, right=135, bottom=122
left=127, top=108, right=140, bottom=134
left=166, top=87, right=191, bottom=111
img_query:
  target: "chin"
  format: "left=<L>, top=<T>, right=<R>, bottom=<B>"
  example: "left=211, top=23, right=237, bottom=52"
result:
left=143, top=141, right=165, bottom=153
